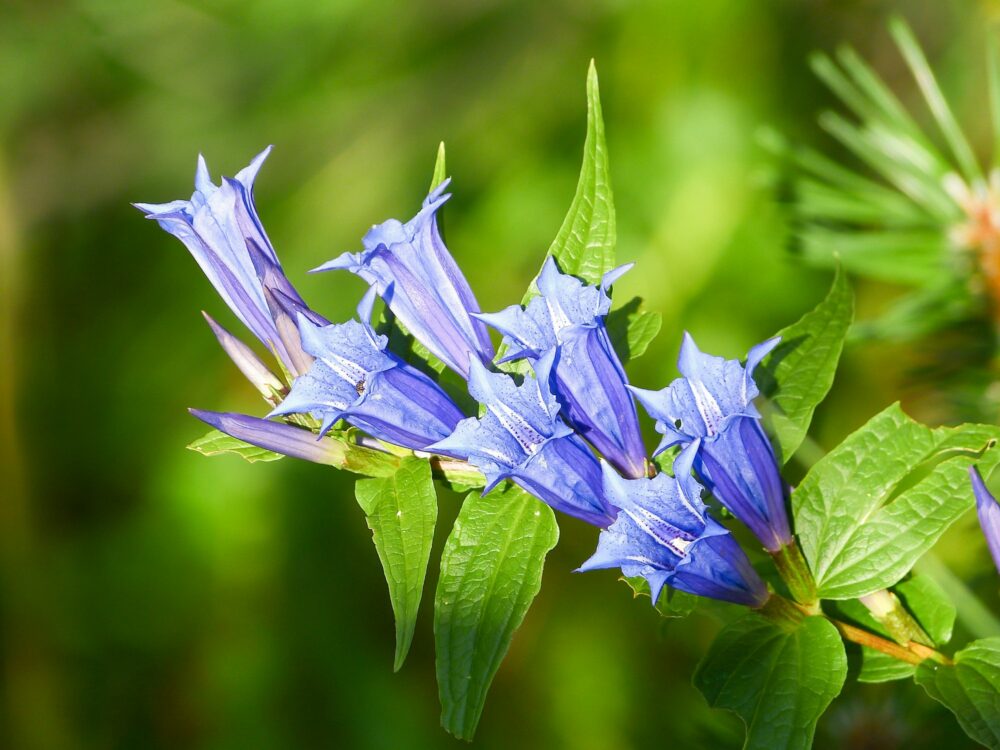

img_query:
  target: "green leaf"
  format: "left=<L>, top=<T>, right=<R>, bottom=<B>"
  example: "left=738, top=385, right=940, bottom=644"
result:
left=694, top=613, right=846, bottom=750
left=622, top=576, right=699, bottom=619
left=606, top=296, right=662, bottom=364
left=792, top=404, right=1000, bottom=599
left=834, top=574, right=956, bottom=683
left=897, top=574, right=957, bottom=646
left=757, top=267, right=854, bottom=465
left=916, top=638, right=1000, bottom=749
left=530, top=59, right=615, bottom=297
left=187, top=429, right=285, bottom=463
left=430, top=141, right=447, bottom=191
left=434, top=484, right=559, bottom=740
left=355, top=457, right=438, bottom=671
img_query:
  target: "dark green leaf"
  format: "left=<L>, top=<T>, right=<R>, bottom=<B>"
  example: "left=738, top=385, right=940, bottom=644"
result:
left=916, top=638, right=1000, bottom=749
left=793, top=404, right=1000, bottom=599
left=355, top=457, right=438, bottom=671
left=434, top=484, right=559, bottom=739
left=757, top=267, right=854, bottom=465
left=622, top=576, right=699, bottom=619
left=694, top=613, right=846, bottom=750
left=606, top=296, right=662, bottom=364
left=187, top=429, right=285, bottom=463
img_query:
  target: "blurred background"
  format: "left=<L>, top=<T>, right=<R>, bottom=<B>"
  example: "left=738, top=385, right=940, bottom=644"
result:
left=2, top=0, right=999, bottom=747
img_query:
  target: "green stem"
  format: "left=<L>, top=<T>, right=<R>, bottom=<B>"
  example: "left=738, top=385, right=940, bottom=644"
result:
left=770, top=539, right=819, bottom=610
left=762, top=595, right=950, bottom=666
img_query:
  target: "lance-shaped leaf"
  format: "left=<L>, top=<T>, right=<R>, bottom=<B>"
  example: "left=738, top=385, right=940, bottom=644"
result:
left=355, top=457, right=438, bottom=671
left=756, top=267, right=854, bottom=465
left=916, top=638, right=1000, bottom=750
left=430, top=141, right=447, bottom=192
left=792, top=404, right=1000, bottom=599
left=694, top=613, right=847, bottom=750
left=531, top=59, right=615, bottom=295
left=434, top=484, right=558, bottom=740
left=187, top=429, right=285, bottom=463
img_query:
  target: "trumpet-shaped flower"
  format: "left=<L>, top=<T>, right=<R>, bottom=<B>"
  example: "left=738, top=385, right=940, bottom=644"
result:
left=429, top=353, right=614, bottom=527
left=314, top=180, right=494, bottom=378
left=578, top=444, right=768, bottom=607
left=270, top=288, right=465, bottom=451
left=136, top=147, right=315, bottom=376
left=970, top=466, right=1000, bottom=575
left=475, top=257, right=646, bottom=478
left=630, top=333, right=791, bottom=552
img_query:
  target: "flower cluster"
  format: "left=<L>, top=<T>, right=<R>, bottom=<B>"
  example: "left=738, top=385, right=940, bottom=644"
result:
left=139, top=148, right=802, bottom=610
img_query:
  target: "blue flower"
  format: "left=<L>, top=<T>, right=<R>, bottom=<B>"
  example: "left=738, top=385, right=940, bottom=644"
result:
left=630, top=333, right=791, bottom=552
left=314, top=180, right=495, bottom=378
left=136, top=147, right=315, bottom=376
left=429, top=352, right=615, bottom=527
left=970, top=466, right=1000, bottom=575
left=475, top=257, right=647, bottom=478
left=270, top=288, right=465, bottom=452
left=578, top=444, right=769, bottom=607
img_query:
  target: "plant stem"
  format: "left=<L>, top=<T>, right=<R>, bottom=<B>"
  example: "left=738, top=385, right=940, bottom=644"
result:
left=770, top=539, right=819, bottom=610
left=832, top=618, right=951, bottom=666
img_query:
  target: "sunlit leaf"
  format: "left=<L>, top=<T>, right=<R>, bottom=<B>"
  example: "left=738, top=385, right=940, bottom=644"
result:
left=355, top=457, right=438, bottom=671
left=434, top=484, right=558, bottom=739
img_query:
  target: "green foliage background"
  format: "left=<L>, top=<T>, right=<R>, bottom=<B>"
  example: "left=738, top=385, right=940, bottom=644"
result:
left=1, top=1, right=999, bottom=747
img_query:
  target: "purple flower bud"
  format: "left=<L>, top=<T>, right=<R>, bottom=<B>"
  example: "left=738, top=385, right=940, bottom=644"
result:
left=202, top=312, right=284, bottom=401
left=190, top=409, right=346, bottom=465
left=970, top=466, right=1000, bottom=575
left=578, top=444, right=768, bottom=607
left=269, top=288, right=465, bottom=452
left=630, top=333, right=791, bottom=552
left=136, top=147, right=308, bottom=375
left=429, top=352, right=615, bottom=527
left=475, top=257, right=647, bottom=478
left=314, top=180, right=494, bottom=378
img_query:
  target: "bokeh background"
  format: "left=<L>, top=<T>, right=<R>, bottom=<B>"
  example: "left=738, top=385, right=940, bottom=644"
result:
left=3, top=0, right=1000, bottom=748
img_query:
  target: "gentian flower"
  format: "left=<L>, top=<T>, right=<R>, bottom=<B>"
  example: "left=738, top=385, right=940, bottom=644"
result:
left=630, top=333, right=791, bottom=552
left=136, top=147, right=314, bottom=376
left=429, top=352, right=615, bottom=527
left=578, top=444, right=768, bottom=607
left=269, top=288, right=465, bottom=452
left=475, top=257, right=647, bottom=478
left=970, top=466, right=1000, bottom=575
left=314, top=180, right=494, bottom=378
